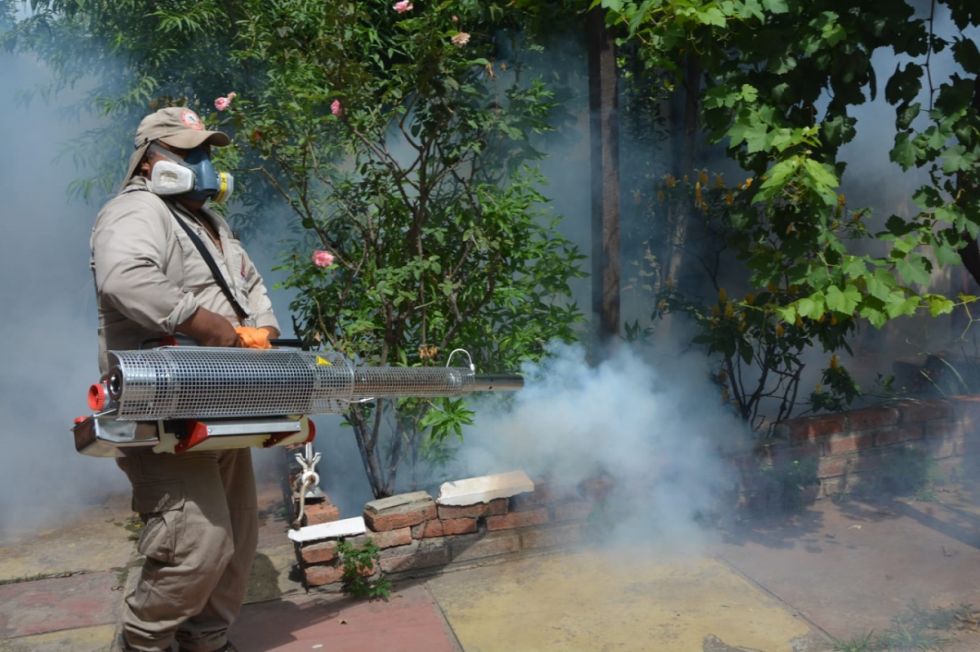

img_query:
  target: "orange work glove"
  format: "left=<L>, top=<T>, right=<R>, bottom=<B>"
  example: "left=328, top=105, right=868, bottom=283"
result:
left=235, top=326, right=272, bottom=349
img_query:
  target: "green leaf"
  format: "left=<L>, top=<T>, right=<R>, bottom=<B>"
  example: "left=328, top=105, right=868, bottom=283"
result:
left=698, top=7, right=728, bottom=27
left=926, top=294, right=955, bottom=317
left=895, top=102, right=921, bottom=130
left=761, top=0, right=789, bottom=13
left=885, top=62, right=923, bottom=105
left=890, top=132, right=918, bottom=170
left=796, top=293, right=826, bottom=320
left=952, top=36, right=980, bottom=74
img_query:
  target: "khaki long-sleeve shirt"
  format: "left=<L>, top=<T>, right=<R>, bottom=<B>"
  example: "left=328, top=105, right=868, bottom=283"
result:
left=91, top=177, right=279, bottom=372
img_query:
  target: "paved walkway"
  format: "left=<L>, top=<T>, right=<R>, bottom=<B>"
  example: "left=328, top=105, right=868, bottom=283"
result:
left=4, top=473, right=980, bottom=651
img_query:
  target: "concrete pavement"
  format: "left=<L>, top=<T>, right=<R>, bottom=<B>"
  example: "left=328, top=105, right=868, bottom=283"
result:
left=4, top=473, right=980, bottom=651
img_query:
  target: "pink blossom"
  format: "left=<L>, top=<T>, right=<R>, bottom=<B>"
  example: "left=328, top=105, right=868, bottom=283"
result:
left=331, top=99, right=343, bottom=117
left=451, top=31, right=470, bottom=47
left=312, top=249, right=336, bottom=268
left=214, top=93, right=236, bottom=111
left=393, top=0, right=413, bottom=13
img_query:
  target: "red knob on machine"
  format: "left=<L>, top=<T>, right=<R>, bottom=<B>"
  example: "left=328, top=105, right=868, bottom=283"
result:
left=88, top=383, right=108, bottom=411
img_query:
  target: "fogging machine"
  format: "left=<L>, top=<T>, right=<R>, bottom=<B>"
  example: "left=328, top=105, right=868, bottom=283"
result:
left=73, top=347, right=523, bottom=457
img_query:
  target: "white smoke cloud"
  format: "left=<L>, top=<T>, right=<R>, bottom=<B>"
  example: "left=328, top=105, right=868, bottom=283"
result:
left=0, top=52, right=130, bottom=537
left=446, top=342, right=746, bottom=550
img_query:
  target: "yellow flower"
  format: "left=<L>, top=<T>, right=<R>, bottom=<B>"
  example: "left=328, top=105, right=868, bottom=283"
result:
left=724, top=191, right=734, bottom=206
left=775, top=323, right=785, bottom=337
left=718, top=287, right=728, bottom=302
left=698, top=169, right=709, bottom=186
left=664, top=173, right=677, bottom=188
left=714, top=174, right=725, bottom=189
left=830, top=354, right=839, bottom=369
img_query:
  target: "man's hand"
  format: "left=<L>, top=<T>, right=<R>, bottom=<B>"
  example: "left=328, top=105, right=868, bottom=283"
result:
left=235, top=326, right=273, bottom=349
left=176, top=307, right=239, bottom=347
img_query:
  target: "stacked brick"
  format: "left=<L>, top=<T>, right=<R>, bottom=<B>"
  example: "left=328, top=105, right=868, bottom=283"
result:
left=293, top=470, right=604, bottom=590
left=762, top=396, right=980, bottom=497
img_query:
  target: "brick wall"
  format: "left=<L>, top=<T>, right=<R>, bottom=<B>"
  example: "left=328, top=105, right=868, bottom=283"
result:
left=291, top=471, right=611, bottom=590
left=760, top=396, right=980, bottom=498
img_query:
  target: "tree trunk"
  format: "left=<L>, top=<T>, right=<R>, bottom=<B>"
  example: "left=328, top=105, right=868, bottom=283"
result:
left=587, top=8, right=621, bottom=350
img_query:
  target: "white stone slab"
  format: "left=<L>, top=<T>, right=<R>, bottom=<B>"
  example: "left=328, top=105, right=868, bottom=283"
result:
left=287, top=516, right=366, bottom=543
left=437, top=470, right=534, bottom=506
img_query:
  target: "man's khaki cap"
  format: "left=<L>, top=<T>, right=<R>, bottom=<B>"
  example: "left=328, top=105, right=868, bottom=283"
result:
left=122, top=107, right=231, bottom=186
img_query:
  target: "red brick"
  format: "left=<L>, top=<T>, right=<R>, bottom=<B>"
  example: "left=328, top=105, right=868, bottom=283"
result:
left=552, top=501, right=594, bottom=522
left=379, top=539, right=450, bottom=573
left=302, top=501, right=340, bottom=526
left=512, top=482, right=581, bottom=511
left=874, top=424, right=923, bottom=447
left=823, top=433, right=874, bottom=455
left=520, top=523, right=586, bottom=550
left=927, top=434, right=966, bottom=459
left=924, top=419, right=969, bottom=439
left=847, top=406, right=900, bottom=431
left=416, top=518, right=478, bottom=538
left=367, top=527, right=412, bottom=549
left=897, top=399, right=954, bottom=423
left=487, top=508, right=549, bottom=531
left=445, top=518, right=478, bottom=535
left=779, top=413, right=847, bottom=444
left=952, top=396, right=980, bottom=421
left=820, top=476, right=847, bottom=497
left=437, top=498, right=507, bottom=520
left=305, top=563, right=344, bottom=587
left=364, top=491, right=437, bottom=531
left=770, top=441, right=821, bottom=465
left=299, top=541, right=338, bottom=565
left=578, top=475, right=614, bottom=501
left=817, top=455, right=852, bottom=478
left=449, top=530, right=521, bottom=563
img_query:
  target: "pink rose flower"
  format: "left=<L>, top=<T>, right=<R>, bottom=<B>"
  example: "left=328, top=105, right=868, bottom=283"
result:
left=393, top=0, right=413, bottom=13
left=331, top=99, right=343, bottom=117
left=451, top=31, right=470, bottom=47
left=214, top=92, right=237, bottom=111
left=312, top=250, right=336, bottom=268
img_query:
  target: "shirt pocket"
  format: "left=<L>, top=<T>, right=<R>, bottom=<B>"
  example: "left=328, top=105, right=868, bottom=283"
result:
left=133, top=481, right=185, bottom=565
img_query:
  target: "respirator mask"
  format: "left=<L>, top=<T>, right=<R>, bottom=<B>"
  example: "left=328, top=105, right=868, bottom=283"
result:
left=147, top=142, right=234, bottom=203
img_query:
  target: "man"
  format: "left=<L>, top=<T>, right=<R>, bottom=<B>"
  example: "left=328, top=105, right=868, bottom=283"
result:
left=91, top=106, right=279, bottom=652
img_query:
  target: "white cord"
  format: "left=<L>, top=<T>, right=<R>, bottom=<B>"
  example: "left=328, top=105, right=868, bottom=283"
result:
left=291, top=445, right=322, bottom=529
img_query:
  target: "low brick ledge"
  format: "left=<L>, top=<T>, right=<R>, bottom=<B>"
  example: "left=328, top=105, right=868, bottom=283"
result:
left=754, top=395, right=980, bottom=498
left=290, top=472, right=607, bottom=590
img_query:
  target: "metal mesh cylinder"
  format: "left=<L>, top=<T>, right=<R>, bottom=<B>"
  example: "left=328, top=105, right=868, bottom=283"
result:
left=105, top=348, right=501, bottom=420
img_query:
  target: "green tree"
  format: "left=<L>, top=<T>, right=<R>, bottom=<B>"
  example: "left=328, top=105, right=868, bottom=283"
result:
left=5, top=0, right=584, bottom=496
left=601, top=0, right=979, bottom=430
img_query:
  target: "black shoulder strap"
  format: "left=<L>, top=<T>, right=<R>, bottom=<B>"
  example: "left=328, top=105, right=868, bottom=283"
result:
left=167, top=205, right=250, bottom=322
left=120, top=186, right=251, bottom=322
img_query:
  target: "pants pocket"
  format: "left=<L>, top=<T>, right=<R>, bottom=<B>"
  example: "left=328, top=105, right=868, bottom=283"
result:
left=133, top=481, right=185, bottom=565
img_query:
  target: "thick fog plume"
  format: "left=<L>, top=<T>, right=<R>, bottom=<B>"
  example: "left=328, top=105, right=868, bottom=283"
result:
left=0, top=53, right=129, bottom=537
left=449, top=343, right=744, bottom=551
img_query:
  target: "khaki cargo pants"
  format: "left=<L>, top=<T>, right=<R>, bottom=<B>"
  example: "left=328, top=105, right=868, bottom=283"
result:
left=116, top=448, right=258, bottom=652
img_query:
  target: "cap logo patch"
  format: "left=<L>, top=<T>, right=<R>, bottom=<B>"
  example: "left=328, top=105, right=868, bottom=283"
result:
left=180, top=109, right=204, bottom=131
